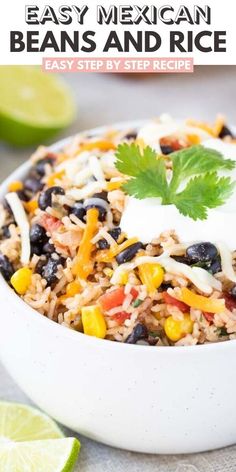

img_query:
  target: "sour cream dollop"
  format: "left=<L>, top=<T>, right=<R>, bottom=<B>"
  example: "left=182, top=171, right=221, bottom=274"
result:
left=120, top=138, right=236, bottom=251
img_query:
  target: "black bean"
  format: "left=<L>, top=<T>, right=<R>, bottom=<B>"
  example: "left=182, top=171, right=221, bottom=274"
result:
left=0, top=254, right=14, bottom=281
left=31, top=244, right=43, bottom=257
left=208, top=256, right=222, bottom=275
left=35, top=258, right=47, bottom=275
left=41, top=256, right=64, bottom=287
left=97, top=227, right=121, bottom=250
left=158, top=283, right=172, bottom=293
left=97, top=239, right=109, bottom=250
left=229, top=286, right=236, bottom=298
left=16, top=190, right=30, bottom=202
left=124, top=131, right=138, bottom=141
left=160, top=145, right=173, bottom=155
left=186, top=242, right=218, bottom=263
left=84, top=198, right=107, bottom=222
left=3, top=199, right=12, bottom=212
left=42, top=242, right=55, bottom=254
left=116, top=242, right=143, bottom=264
left=173, top=255, right=192, bottom=265
left=92, top=191, right=108, bottom=202
left=38, top=186, right=65, bottom=211
left=219, top=125, right=235, bottom=139
left=30, top=224, right=47, bottom=244
left=24, top=177, right=44, bottom=194
left=110, top=227, right=121, bottom=241
left=125, top=323, right=148, bottom=344
left=34, top=157, right=55, bottom=176
left=1, top=225, right=11, bottom=239
left=70, top=202, right=86, bottom=221
left=147, top=335, right=159, bottom=346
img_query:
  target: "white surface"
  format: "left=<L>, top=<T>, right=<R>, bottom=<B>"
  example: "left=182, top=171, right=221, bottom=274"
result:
left=1, top=69, right=236, bottom=468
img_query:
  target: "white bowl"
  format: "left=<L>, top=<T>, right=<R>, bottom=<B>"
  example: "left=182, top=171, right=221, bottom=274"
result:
left=0, top=122, right=236, bottom=454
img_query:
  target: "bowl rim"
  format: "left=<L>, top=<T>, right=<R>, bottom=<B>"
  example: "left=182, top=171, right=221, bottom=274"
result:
left=0, top=119, right=235, bottom=354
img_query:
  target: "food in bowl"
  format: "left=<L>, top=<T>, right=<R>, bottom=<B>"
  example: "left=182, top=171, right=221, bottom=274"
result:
left=0, top=115, right=236, bottom=347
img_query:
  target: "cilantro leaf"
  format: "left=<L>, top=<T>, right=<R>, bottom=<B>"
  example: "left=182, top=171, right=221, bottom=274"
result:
left=170, top=145, right=236, bottom=193
left=115, top=142, right=236, bottom=221
left=173, top=173, right=235, bottom=220
left=123, top=158, right=169, bottom=203
left=115, top=143, right=158, bottom=176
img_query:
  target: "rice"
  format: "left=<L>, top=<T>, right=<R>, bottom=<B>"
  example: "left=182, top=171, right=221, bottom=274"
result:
left=1, top=116, right=236, bottom=346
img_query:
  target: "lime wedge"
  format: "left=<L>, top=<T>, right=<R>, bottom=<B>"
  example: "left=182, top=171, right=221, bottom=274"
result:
left=0, top=438, right=80, bottom=472
left=0, top=66, right=76, bottom=147
left=0, top=402, right=80, bottom=471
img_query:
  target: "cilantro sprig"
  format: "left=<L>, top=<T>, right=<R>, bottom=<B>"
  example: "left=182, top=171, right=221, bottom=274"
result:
left=115, top=143, right=236, bottom=221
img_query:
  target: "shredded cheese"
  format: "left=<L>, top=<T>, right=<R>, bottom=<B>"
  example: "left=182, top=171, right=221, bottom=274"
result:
left=217, top=241, right=236, bottom=283
left=111, top=254, right=220, bottom=294
left=89, top=155, right=105, bottom=182
left=74, top=167, right=93, bottom=186
left=5, top=192, right=31, bottom=265
left=191, top=267, right=222, bottom=291
left=67, top=182, right=104, bottom=200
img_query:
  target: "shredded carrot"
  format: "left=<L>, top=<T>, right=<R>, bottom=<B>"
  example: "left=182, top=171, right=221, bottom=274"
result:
left=96, top=237, right=139, bottom=263
left=66, top=281, right=81, bottom=296
left=72, top=208, right=99, bottom=280
left=187, top=134, right=201, bottom=145
left=106, top=180, right=124, bottom=191
left=187, top=119, right=215, bottom=136
left=8, top=181, right=23, bottom=192
left=179, top=288, right=225, bottom=314
left=57, top=153, right=70, bottom=163
left=78, top=140, right=116, bottom=154
left=47, top=170, right=65, bottom=187
left=213, top=115, right=225, bottom=137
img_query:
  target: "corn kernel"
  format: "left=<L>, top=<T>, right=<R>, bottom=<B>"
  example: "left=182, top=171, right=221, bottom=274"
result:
left=139, top=263, right=164, bottom=294
left=47, top=170, right=65, bottom=187
left=8, top=181, right=23, bottom=192
left=66, top=281, right=81, bottom=297
left=104, top=268, right=114, bottom=278
left=23, top=200, right=38, bottom=213
left=106, top=180, right=123, bottom=191
left=164, top=314, right=193, bottom=342
left=118, top=271, right=128, bottom=285
left=11, top=268, right=32, bottom=295
left=81, top=305, right=106, bottom=339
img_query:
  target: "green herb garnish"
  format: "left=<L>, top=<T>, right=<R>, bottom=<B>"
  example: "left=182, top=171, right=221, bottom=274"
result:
left=217, top=327, right=228, bottom=337
left=115, top=143, right=236, bottom=221
left=132, top=298, right=143, bottom=308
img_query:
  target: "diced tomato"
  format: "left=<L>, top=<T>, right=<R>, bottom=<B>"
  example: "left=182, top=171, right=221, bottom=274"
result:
left=223, top=293, right=236, bottom=312
left=41, top=214, right=62, bottom=233
left=203, top=312, right=214, bottom=324
left=160, top=137, right=186, bottom=152
left=112, top=311, right=131, bottom=325
left=130, top=288, right=138, bottom=299
left=99, top=287, right=138, bottom=311
left=162, top=292, right=189, bottom=312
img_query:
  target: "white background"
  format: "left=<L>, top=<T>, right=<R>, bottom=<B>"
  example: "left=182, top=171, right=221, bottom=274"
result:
left=0, top=0, right=235, bottom=65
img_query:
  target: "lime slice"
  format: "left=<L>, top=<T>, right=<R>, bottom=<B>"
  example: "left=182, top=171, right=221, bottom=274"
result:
left=0, top=402, right=63, bottom=441
left=0, top=403, right=80, bottom=471
left=0, top=438, right=80, bottom=472
left=0, top=66, right=76, bottom=147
